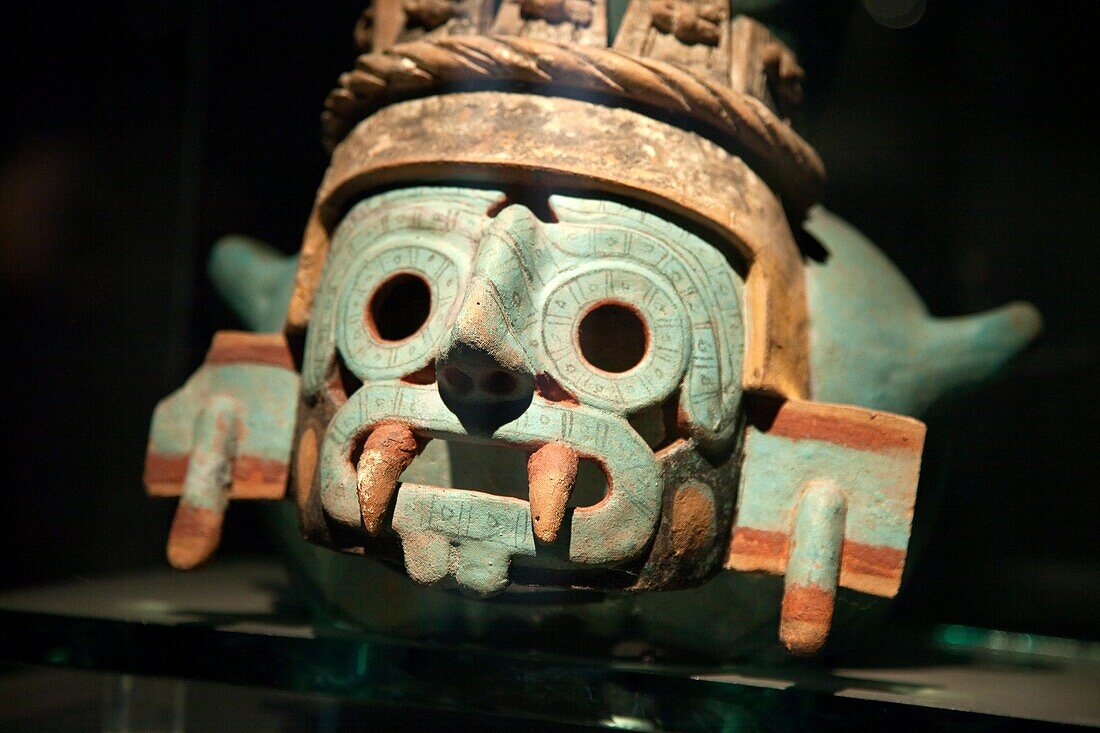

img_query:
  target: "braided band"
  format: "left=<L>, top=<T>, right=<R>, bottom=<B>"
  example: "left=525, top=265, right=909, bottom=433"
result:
left=322, top=35, right=824, bottom=213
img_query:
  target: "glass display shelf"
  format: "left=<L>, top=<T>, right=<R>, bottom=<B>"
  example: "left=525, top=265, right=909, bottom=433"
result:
left=0, top=558, right=1096, bottom=731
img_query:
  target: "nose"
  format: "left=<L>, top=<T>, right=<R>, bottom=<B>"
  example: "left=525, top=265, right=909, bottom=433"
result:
left=437, top=276, right=535, bottom=435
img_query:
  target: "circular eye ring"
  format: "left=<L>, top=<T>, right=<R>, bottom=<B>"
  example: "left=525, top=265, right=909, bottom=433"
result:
left=337, top=243, right=462, bottom=382
left=539, top=264, right=689, bottom=413
left=575, top=300, right=650, bottom=375
left=364, top=271, right=433, bottom=344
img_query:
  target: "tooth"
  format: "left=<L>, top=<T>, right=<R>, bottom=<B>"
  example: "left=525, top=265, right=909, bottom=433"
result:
left=357, top=423, right=419, bottom=535
left=528, top=442, right=579, bottom=543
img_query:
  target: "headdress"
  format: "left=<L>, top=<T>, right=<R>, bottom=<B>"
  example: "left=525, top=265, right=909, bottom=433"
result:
left=285, top=0, right=827, bottom=401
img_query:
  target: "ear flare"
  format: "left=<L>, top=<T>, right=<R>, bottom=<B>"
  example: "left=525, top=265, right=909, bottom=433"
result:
left=528, top=442, right=579, bottom=543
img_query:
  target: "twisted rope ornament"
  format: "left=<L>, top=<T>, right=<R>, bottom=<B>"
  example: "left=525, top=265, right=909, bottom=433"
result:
left=321, top=35, right=825, bottom=213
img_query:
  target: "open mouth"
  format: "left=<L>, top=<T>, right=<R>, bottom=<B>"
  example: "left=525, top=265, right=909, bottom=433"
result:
left=319, top=381, right=665, bottom=595
left=353, top=423, right=609, bottom=544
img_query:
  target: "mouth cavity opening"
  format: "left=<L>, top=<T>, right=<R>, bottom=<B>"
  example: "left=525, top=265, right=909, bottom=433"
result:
left=398, top=438, right=608, bottom=508
left=534, top=372, right=578, bottom=404
left=400, top=360, right=437, bottom=385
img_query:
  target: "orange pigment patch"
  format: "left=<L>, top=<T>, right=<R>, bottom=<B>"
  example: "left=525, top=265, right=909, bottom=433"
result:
left=295, top=426, right=319, bottom=513
left=669, top=484, right=714, bottom=557
left=167, top=502, right=224, bottom=570
left=780, top=583, right=835, bottom=654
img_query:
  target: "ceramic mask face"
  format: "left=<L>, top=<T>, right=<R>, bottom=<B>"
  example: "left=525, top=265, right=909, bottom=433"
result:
left=297, top=186, right=748, bottom=596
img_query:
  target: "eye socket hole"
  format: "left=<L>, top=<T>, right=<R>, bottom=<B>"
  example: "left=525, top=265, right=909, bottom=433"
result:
left=577, top=302, right=648, bottom=374
left=367, top=273, right=431, bottom=342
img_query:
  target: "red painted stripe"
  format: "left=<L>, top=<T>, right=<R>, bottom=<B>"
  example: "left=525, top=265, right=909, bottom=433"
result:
left=754, top=399, right=924, bottom=453
left=145, top=452, right=286, bottom=495
left=842, top=538, right=905, bottom=577
left=728, top=525, right=788, bottom=558
left=781, top=583, right=836, bottom=625
left=232, top=455, right=289, bottom=485
left=729, top=526, right=905, bottom=580
left=205, top=331, right=295, bottom=370
left=144, top=452, right=188, bottom=485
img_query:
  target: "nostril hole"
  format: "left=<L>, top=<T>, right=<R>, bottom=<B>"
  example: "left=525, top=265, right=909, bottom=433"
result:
left=442, top=365, right=474, bottom=395
left=482, top=370, right=517, bottom=396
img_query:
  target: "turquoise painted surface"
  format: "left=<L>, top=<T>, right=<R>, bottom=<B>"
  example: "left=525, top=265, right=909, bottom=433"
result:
left=177, top=394, right=240, bottom=512
left=736, top=430, right=915, bottom=552
left=209, top=236, right=299, bottom=333
left=804, top=207, right=1042, bottom=417
left=148, top=363, right=298, bottom=465
left=191, top=187, right=1039, bottom=607
left=785, top=482, right=847, bottom=592
left=392, top=486, right=537, bottom=596
left=304, top=188, right=744, bottom=440
left=297, top=187, right=747, bottom=594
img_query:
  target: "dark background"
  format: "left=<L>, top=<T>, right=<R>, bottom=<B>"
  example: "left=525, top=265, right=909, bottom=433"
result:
left=1, top=1, right=1096, bottom=640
